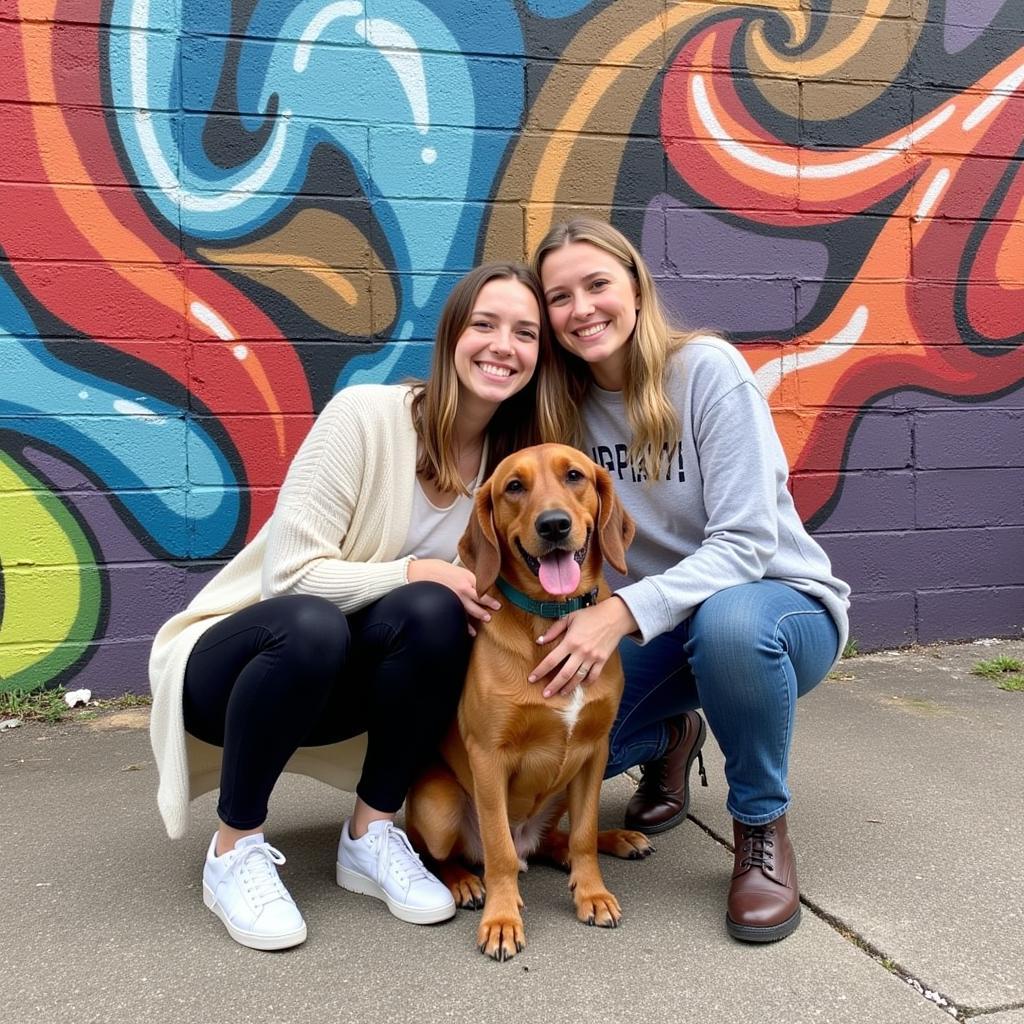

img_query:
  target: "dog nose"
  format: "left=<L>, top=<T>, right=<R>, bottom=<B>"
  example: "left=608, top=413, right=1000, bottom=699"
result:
left=535, top=509, right=572, bottom=542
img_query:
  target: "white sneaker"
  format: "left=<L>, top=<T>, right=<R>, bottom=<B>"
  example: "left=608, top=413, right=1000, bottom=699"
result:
left=202, top=833, right=307, bottom=950
left=336, top=818, right=456, bottom=925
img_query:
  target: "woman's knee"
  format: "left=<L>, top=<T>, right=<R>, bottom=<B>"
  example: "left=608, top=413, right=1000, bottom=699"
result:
left=687, top=582, right=835, bottom=699
left=392, top=581, right=469, bottom=650
left=268, top=594, right=350, bottom=676
left=689, top=583, right=783, bottom=667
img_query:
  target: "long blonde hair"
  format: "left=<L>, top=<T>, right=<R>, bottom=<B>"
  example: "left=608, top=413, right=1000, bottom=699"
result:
left=410, top=262, right=562, bottom=495
left=532, top=218, right=697, bottom=482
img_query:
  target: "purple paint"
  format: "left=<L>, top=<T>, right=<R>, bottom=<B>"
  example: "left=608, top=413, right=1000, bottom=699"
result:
left=943, top=0, right=1009, bottom=53
left=23, top=447, right=154, bottom=562
left=654, top=277, right=799, bottom=334
left=845, top=592, right=916, bottom=650
left=915, top=409, right=1024, bottom=469
left=641, top=195, right=827, bottom=333
left=70, top=564, right=211, bottom=697
left=826, top=526, right=1024, bottom=594
left=915, top=468, right=1024, bottom=528
left=20, top=446, right=216, bottom=696
left=797, top=471, right=915, bottom=534
left=918, top=587, right=1024, bottom=643
left=815, top=411, right=912, bottom=472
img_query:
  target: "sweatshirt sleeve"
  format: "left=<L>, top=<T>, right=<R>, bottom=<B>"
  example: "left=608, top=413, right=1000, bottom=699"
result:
left=260, top=390, right=415, bottom=612
left=615, top=378, right=785, bottom=643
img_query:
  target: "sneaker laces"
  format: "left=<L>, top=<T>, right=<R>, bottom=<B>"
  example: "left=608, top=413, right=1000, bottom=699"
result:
left=235, top=842, right=289, bottom=906
left=374, top=822, right=431, bottom=888
left=740, top=824, right=776, bottom=871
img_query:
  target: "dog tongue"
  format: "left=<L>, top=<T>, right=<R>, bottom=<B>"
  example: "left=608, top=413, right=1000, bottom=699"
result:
left=538, top=549, right=581, bottom=596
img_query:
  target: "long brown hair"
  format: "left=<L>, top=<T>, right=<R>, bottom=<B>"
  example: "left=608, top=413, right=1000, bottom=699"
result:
left=532, top=218, right=698, bottom=482
left=410, top=262, right=561, bottom=494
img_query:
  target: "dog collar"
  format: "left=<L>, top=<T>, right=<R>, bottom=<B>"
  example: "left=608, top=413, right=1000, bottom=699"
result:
left=495, top=577, right=599, bottom=620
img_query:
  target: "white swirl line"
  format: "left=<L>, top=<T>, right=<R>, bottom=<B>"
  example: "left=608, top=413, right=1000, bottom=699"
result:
left=962, top=61, right=1024, bottom=132
left=754, top=306, right=868, bottom=400
left=356, top=18, right=430, bottom=133
left=130, top=0, right=290, bottom=213
left=692, top=76, right=956, bottom=179
left=190, top=301, right=235, bottom=340
left=294, top=1, right=364, bottom=73
left=914, top=168, right=951, bottom=221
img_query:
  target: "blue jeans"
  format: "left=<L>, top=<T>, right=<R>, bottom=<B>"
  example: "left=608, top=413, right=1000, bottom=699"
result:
left=605, top=580, right=840, bottom=825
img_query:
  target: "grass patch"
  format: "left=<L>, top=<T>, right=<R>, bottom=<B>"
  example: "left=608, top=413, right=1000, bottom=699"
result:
left=842, top=638, right=859, bottom=659
left=0, top=687, right=69, bottom=723
left=972, top=656, right=1024, bottom=693
left=972, top=655, right=1023, bottom=678
left=0, top=687, right=151, bottom=724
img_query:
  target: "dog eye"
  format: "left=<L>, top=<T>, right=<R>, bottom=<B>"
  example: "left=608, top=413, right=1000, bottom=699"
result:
left=505, top=479, right=525, bottom=494
left=566, top=468, right=585, bottom=483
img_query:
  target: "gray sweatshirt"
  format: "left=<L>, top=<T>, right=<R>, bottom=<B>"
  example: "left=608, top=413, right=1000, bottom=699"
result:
left=583, top=335, right=850, bottom=661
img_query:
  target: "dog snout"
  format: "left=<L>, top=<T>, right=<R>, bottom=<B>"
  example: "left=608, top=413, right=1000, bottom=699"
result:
left=535, top=509, right=572, bottom=544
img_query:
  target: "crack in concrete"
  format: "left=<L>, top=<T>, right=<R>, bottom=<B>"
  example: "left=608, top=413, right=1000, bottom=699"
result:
left=962, top=1003, right=1024, bottom=1019
left=623, top=764, right=1020, bottom=1020
left=689, top=812, right=968, bottom=1020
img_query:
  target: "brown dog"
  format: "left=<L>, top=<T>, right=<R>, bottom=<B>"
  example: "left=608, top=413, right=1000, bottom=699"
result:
left=406, top=443, right=653, bottom=961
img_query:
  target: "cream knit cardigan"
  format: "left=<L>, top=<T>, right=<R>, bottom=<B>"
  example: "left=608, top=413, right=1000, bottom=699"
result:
left=149, top=384, right=424, bottom=839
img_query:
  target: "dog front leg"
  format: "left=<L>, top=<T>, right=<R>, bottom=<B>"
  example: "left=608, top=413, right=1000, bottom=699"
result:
left=466, top=740, right=525, bottom=961
left=566, top=753, right=622, bottom=928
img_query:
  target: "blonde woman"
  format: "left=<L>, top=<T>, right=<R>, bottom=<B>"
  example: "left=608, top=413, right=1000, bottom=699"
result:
left=530, top=220, right=849, bottom=943
left=149, top=263, right=560, bottom=950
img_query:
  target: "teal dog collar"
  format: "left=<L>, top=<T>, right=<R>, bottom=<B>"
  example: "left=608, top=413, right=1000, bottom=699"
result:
left=495, top=576, right=599, bottom=620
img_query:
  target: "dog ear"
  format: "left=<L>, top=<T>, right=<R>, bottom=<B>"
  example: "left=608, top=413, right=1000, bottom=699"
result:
left=458, top=480, right=501, bottom=595
left=595, top=466, right=635, bottom=576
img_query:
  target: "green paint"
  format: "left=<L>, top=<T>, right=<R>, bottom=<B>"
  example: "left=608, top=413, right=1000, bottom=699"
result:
left=0, top=452, right=101, bottom=692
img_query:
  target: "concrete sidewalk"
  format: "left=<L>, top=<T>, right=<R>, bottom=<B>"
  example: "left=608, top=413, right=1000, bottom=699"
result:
left=2, top=639, right=1022, bottom=1024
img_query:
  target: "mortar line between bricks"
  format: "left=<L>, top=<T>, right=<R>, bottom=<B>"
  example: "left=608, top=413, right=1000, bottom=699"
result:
left=687, top=812, right=973, bottom=1021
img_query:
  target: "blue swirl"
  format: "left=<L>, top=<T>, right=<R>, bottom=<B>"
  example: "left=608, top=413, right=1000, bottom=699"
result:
left=0, top=277, right=239, bottom=557
left=109, top=0, right=525, bottom=351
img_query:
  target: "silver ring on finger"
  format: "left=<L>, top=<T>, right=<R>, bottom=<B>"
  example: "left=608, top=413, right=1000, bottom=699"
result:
left=576, top=665, right=590, bottom=677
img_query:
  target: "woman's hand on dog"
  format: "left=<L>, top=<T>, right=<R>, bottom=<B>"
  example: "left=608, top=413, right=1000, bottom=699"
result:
left=407, top=559, right=501, bottom=636
left=529, top=597, right=638, bottom=697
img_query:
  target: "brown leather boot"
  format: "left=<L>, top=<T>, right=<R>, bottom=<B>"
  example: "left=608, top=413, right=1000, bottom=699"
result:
left=624, top=711, right=708, bottom=835
left=726, top=814, right=801, bottom=942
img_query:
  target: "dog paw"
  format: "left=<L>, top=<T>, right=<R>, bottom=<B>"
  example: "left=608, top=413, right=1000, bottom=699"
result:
left=477, top=915, right=526, bottom=961
left=598, top=828, right=655, bottom=860
left=450, top=875, right=486, bottom=910
left=574, top=889, right=622, bottom=928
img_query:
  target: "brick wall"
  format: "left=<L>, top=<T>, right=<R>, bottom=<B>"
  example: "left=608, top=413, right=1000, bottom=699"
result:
left=1, top=0, right=1022, bottom=694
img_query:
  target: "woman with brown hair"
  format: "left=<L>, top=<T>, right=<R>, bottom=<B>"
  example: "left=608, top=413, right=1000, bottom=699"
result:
left=149, top=263, right=560, bottom=950
left=531, top=219, right=850, bottom=943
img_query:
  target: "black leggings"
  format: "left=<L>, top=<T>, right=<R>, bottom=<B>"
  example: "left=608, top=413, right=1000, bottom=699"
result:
left=182, top=583, right=470, bottom=830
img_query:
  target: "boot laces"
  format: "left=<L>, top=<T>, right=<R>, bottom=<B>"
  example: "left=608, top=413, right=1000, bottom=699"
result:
left=637, top=717, right=708, bottom=792
left=740, top=824, right=776, bottom=871
left=637, top=758, right=665, bottom=791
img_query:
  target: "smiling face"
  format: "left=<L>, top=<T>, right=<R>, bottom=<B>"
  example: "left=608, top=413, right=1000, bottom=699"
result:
left=539, top=241, right=640, bottom=390
left=453, top=277, right=541, bottom=413
left=458, top=443, right=635, bottom=600
left=491, top=444, right=599, bottom=597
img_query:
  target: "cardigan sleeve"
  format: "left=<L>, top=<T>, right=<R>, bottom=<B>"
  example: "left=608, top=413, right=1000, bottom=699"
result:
left=260, top=387, right=416, bottom=613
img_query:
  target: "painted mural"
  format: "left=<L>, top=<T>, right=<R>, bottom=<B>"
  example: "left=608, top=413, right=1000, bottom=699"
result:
left=1, top=0, right=1022, bottom=694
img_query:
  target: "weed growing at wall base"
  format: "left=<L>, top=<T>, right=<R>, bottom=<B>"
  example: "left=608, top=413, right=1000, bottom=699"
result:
left=971, top=656, right=1024, bottom=692
left=0, top=688, right=152, bottom=724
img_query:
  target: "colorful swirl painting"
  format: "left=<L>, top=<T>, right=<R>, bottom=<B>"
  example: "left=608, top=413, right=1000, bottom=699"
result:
left=1, top=0, right=1021, bottom=693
